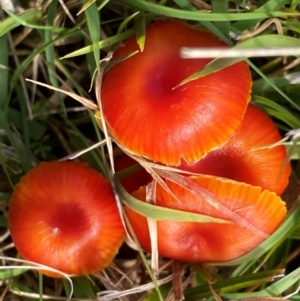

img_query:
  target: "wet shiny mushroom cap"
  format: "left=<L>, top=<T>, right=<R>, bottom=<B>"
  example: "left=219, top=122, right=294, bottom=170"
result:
left=8, top=161, right=125, bottom=277
left=101, top=20, right=252, bottom=165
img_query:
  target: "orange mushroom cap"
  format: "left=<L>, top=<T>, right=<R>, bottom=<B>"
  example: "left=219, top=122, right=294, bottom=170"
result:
left=8, top=161, right=125, bottom=277
left=101, top=20, right=252, bottom=166
left=125, top=175, right=286, bottom=263
left=179, top=103, right=291, bottom=195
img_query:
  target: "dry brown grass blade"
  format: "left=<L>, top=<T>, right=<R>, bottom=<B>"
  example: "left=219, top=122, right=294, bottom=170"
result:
left=154, top=169, right=269, bottom=238
left=146, top=180, right=159, bottom=275
left=77, top=0, right=97, bottom=15
left=25, top=78, right=98, bottom=110
left=59, top=140, right=107, bottom=161
left=0, top=256, right=74, bottom=300
left=97, top=272, right=178, bottom=301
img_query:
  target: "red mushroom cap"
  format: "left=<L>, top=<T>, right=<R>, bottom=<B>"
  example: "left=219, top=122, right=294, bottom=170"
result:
left=101, top=20, right=252, bottom=166
left=125, top=175, right=286, bottom=263
left=179, top=103, right=291, bottom=195
left=8, top=161, right=125, bottom=277
left=114, top=155, right=151, bottom=193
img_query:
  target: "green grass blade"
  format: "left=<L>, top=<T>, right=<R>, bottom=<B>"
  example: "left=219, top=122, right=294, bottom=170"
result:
left=0, top=108, right=30, bottom=173
left=232, top=0, right=290, bottom=32
left=10, top=27, right=78, bottom=95
left=211, top=0, right=230, bottom=38
left=72, top=277, right=97, bottom=299
left=122, top=0, right=299, bottom=21
left=3, top=9, right=63, bottom=31
left=184, top=269, right=283, bottom=301
left=0, top=267, right=30, bottom=279
left=179, top=35, right=300, bottom=86
left=0, top=9, right=42, bottom=36
left=134, top=15, right=146, bottom=52
left=82, top=0, right=100, bottom=69
left=224, top=266, right=300, bottom=299
left=172, top=0, right=196, bottom=10
left=16, top=84, right=33, bottom=166
left=0, top=33, right=8, bottom=111
left=38, top=273, right=43, bottom=301
left=117, top=180, right=230, bottom=224
left=44, top=0, right=65, bottom=113
left=254, top=95, right=300, bottom=129
left=61, top=29, right=135, bottom=59
left=215, top=206, right=300, bottom=266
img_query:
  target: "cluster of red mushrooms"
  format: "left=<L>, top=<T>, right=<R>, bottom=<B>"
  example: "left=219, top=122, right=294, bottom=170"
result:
left=8, top=20, right=291, bottom=277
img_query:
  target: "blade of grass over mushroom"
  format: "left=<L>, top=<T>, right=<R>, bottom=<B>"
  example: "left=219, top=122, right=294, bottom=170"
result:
left=178, top=35, right=300, bottom=87
left=122, top=0, right=299, bottom=21
left=82, top=0, right=101, bottom=69
left=215, top=206, right=300, bottom=267
left=224, top=266, right=300, bottom=300
left=61, top=29, right=135, bottom=59
left=117, top=180, right=230, bottom=224
left=155, top=169, right=269, bottom=238
left=183, top=269, right=284, bottom=301
left=134, top=15, right=146, bottom=52
left=0, top=9, right=42, bottom=36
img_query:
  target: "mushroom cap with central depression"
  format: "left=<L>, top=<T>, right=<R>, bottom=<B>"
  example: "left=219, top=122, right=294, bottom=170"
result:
left=8, top=161, right=125, bottom=277
left=101, top=20, right=252, bottom=166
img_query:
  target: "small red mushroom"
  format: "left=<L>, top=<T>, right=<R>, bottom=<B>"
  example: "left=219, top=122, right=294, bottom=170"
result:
left=101, top=20, right=252, bottom=166
left=125, top=175, right=287, bottom=263
left=8, top=161, right=125, bottom=277
left=179, top=103, right=291, bottom=195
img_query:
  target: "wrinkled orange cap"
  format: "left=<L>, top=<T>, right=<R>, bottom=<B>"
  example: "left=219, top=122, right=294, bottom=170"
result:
left=179, top=104, right=291, bottom=195
left=9, top=161, right=125, bottom=277
left=125, top=175, right=286, bottom=263
left=101, top=20, right=252, bottom=165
